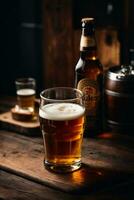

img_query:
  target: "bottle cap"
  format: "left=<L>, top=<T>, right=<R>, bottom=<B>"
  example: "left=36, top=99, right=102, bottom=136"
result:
left=81, top=18, right=95, bottom=32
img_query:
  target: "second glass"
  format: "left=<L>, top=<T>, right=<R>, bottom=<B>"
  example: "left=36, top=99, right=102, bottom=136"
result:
left=39, top=87, right=85, bottom=173
left=15, top=77, right=36, bottom=116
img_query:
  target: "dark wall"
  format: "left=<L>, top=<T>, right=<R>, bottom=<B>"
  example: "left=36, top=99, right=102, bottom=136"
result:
left=73, top=0, right=134, bottom=64
left=73, top=0, right=123, bottom=29
left=19, top=0, right=43, bottom=96
left=0, top=0, right=43, bottom=96
left=0, top=1, right=19, bottom=95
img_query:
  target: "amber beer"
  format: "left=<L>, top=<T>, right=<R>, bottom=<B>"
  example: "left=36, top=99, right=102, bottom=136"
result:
left=17, top=88, right=35, bottom=112
left=39, top=102, right=85, bottom=172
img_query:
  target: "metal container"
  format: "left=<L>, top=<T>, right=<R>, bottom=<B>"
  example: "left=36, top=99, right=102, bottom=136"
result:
left=104, top=65, right=134, bottom=133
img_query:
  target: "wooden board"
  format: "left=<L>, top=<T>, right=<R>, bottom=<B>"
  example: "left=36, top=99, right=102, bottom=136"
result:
left=0, top=111, right=40, bottom=136
left=0, top=169, right=134, bottom=200
left=0, top=170, right=75, bottom=200
left=0, top=131, right=133, bottom=194
left=0, top=97, right=41, bottom=136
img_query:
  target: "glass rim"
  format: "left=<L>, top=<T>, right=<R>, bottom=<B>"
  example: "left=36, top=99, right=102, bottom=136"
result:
left=15, top=77, right=36, bottom=85
left=40, top=87, right=84, bottom=102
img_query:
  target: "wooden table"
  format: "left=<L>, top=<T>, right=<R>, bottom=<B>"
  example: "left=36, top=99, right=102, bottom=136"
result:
left=0, top=98, right=134, bottom=199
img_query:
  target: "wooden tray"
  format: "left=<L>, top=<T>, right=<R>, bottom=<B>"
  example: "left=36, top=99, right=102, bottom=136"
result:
left=0, top=97, right=41, bottom=136
left=0, top=111, right=41, bottom=136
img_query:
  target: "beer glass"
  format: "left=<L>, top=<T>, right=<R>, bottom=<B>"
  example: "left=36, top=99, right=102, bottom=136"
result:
left=15, top=78, right=36, bottom=116
left=39, top=87, right=85, bottom=173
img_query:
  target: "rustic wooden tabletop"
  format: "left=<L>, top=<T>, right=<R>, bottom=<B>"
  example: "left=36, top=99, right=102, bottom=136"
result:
left=0, top=97, right=134, bottom=200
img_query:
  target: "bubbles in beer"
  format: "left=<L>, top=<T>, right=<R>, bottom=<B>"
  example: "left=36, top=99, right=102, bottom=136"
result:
left=39, top=103, right=85, bottom=121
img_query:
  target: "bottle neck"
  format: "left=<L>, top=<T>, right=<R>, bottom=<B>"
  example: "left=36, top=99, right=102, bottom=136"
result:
left=80, top=28, right=98, bottom=60
left=80, top=48, right=97, bottom=60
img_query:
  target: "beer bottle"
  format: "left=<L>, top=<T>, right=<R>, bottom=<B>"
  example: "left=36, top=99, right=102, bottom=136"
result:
left=75, top=18, right=103, bottom=136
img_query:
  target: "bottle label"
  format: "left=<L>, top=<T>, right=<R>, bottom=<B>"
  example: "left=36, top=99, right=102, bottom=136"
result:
left=80, top=35, right=95, bottom=50
left=77, top=78, right=100, bottom=116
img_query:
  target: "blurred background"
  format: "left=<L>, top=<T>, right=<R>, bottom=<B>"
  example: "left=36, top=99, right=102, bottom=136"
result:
left=0, top=0, right=134, bottom=96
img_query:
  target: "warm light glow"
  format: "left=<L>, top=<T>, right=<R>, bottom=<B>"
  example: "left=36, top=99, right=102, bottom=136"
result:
left=98, top=132, right=113, bottom=139
left=70, top=168, right=86, bottom=184
left=92, top=56, right=96, bottom=60
left=96, top=171, right=103, bottom=176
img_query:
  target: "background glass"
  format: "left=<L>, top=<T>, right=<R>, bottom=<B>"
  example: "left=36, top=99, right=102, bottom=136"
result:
left=39, top=87, right=85, bottom=173
left=15, top=77, right=36, bottom=116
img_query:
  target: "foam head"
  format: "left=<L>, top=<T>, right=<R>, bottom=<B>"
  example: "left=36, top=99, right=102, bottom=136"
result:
left=17, top=89, right=35, bottom=96
left=39, top=103, right=85, bottom=121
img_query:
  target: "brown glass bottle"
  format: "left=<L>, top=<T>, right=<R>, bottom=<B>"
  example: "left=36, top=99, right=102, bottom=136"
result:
left=75, top=18, right=103, bottom=136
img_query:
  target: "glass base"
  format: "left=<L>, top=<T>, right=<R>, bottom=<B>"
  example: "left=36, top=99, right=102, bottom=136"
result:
left=44, top=160, right=81, bottom=173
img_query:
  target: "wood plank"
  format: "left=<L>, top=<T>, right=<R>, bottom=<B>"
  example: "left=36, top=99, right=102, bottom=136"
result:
left=0, top=169, right=134, bottom=200
left=0, top=131, right=133, bottom=194
left=83, top=132, right=134, bottom=171
left=0, top=169, right=75, bottom=200
left=96, top=28, right=120, bottom=71
left=42, top=0, right=74, bottom=88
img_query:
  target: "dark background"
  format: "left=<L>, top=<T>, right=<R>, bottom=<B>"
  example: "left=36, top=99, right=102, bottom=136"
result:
left=0, top=0, right=134, bottom=96
left=0, top=0, right=43, bottom=96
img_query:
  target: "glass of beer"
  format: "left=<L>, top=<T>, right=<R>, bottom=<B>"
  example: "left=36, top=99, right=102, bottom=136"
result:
left=15, top=77, right=36, bottom=117
left=39, top=87, right=85, bottom=173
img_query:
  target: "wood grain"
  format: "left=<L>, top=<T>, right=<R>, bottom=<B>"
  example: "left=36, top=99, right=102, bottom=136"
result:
left=0, top=169, right=134, bottom=200
left=0, top=97, right=41, bottom=136
left=0, top=170, right=75, bottom=200
left=42, top=0, right=75, bottom=88
left=0, top=131, right=133, bottom=194
left=0, top=111, right=40, bottom=136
